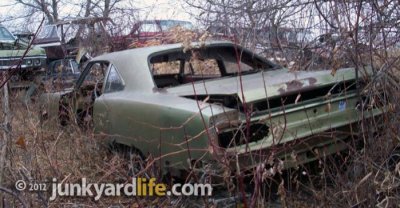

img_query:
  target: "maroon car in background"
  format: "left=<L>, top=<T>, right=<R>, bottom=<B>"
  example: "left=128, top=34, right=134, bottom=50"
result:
left=111, top=19, right=194, bottom=51
left=206, top=25, right=237, bottom=42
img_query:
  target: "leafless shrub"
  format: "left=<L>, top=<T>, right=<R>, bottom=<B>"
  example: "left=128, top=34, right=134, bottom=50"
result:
left=0, top=0, right=400, bottom=207
left=183, top=0, right=400, bottom=207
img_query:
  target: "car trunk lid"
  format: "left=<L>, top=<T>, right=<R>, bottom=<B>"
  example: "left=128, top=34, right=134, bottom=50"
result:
left=166, top=67, right=369, bottom=104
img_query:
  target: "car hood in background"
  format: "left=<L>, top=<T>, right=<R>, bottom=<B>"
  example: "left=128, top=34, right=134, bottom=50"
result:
left=0, top=46, right=46, bottom=58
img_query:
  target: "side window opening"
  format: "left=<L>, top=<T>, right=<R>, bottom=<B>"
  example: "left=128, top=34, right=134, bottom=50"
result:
left=104, top=65, right=124, bottom=93
left=140, top=23, right=159, bottom=33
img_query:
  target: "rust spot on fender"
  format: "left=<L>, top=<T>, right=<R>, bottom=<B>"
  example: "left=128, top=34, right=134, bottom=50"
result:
left=286, top=80, right=304, bottom=91
left=278, top=77, right=318, bottom=94
left=278, top=87, right=286, bottom=94
left=308, top=77, right=317, bottom=85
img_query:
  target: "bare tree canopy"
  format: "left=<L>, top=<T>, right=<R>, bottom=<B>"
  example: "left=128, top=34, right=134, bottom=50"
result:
left=15, top=0, right=60, bottom=23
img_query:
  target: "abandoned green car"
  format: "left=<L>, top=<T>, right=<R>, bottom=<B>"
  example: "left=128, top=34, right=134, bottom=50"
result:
left=40, top=41, right=383, bottom=176
left=0, top=24, right=46, bottom=87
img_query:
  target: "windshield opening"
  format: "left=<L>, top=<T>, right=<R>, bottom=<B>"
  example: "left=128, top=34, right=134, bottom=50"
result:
left=159, top=20, right=193, bottom=31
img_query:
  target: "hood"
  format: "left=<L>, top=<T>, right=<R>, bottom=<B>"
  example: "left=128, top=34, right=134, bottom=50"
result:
left=167, top=67, right=371, bottom=103
left=0, top=42, right=46, bottom=58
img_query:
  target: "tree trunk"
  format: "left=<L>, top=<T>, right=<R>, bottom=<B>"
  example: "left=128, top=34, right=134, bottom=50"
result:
left=0, top=76, right=11, bottom=207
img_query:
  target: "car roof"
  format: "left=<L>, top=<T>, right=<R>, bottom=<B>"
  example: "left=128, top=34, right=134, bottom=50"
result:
left=94, top=40, right=234, bottom=60
left=52, top=17, right=111, bottom=26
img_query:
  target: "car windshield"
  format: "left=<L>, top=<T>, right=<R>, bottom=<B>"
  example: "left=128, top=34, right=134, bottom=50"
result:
left=160, top=20, right=193, bottom=31
left=51, top=59, right=80, bottom=75
left=37, top=25, right=60, bottom=40
left=0, top=26, right=15, bottom=42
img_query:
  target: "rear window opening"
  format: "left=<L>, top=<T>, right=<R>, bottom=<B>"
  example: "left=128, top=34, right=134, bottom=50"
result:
left=149, top=45, right=275, bottom=88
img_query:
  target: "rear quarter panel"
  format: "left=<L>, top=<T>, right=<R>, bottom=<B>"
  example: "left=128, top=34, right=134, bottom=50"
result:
left=93, top=92, right=217, bottom=169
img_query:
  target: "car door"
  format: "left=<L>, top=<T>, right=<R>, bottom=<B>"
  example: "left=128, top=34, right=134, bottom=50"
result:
left=93, top=64, right=125, bottom=137
left=71, top=61, right=109, bottom=127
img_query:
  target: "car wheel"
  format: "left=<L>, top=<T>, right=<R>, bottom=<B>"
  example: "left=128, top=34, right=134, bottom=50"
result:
left=108, top=142, right=150, bottom=178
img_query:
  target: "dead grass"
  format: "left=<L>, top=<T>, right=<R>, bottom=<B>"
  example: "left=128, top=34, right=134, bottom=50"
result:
left=0, top=93, right=160, bottom=207
left=1, top=68, right=399, bottom=207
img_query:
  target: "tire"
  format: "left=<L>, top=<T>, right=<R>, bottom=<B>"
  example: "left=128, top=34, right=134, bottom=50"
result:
left=108, top=142, right=149, bottom=178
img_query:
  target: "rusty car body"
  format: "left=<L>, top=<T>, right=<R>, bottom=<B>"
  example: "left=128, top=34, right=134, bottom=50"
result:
left=33, top=17, right=110, bottom=61
left=111, top=19, right=194, bottom=51
left=40, top=41, right=383, bottom=176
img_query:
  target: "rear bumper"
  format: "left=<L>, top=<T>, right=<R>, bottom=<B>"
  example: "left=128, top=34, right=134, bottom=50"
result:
left=228, top=126, right=355, bottom=170
left=215, top=93, right=384, bottom=170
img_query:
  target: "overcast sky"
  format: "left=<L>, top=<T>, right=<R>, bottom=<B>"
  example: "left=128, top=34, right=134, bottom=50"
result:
left=136, top=0, right=193, bottom=20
